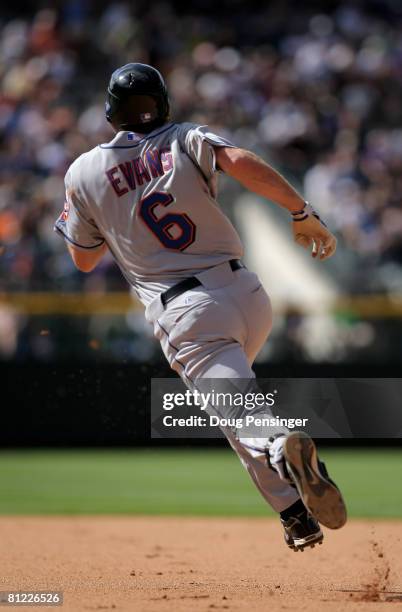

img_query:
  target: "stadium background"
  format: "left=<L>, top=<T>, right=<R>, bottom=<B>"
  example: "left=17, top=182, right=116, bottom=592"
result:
left=1, top=3, right=401, bottom=610
left=0, top=0, right=401, bottom=493
left=2, top=0, right=402, bottom=444
left=2, top=0, right=402, bottom=367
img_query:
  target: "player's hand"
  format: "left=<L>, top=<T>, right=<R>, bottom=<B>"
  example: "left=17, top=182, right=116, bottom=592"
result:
left=291, top=203, right=337, bottom=261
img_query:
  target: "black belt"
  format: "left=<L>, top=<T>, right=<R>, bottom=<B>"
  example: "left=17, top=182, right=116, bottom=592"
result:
left=160, top=259, right=244, bottom=307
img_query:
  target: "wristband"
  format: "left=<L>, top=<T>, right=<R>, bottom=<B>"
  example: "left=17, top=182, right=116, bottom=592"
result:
left=291, top=202, right=325, bottom=226
left=291, top=202, right=313, bottom=222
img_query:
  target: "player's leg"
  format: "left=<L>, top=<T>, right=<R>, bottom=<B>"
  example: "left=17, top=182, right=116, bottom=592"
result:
left=193, top=342, right=300, bottom=513
left=147, top=265, right=343, bottom=548
left=147, top=273, right=300, bottom=512
left=182, top=339, right=327, bottom=550
left=185, top=341, right=330, bottom=550
left=226, top=267, right=347, bottom=535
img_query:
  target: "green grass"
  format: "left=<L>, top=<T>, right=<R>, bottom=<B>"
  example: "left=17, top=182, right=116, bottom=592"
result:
left=0, top=448, right=400, bottom=518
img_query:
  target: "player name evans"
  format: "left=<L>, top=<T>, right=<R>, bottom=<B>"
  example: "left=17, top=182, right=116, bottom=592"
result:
left=162, top=415, right=308, bottom=429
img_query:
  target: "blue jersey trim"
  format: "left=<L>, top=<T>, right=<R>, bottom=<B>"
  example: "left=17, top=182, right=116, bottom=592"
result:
left=99, top=123, right=176, bottom=149
left=54, top=225, right=105, bottom=250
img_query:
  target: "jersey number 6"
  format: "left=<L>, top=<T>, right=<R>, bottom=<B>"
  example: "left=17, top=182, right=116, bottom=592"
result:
left=139, top=191, right=196, bottom=251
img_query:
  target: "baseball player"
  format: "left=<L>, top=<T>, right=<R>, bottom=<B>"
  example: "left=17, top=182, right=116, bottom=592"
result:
left=55, top=63, right=346, bottom=551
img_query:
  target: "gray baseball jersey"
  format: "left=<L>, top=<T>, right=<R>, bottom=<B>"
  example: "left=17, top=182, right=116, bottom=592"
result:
left=55, top=122, right=243, bottom=305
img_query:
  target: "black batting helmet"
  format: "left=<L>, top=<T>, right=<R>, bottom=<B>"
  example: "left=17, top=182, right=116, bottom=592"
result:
left=105, top=63, right=170, bottom=133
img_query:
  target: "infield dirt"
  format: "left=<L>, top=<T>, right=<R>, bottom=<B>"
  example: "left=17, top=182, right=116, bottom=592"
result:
left=1, top=517, right=401, bottom=611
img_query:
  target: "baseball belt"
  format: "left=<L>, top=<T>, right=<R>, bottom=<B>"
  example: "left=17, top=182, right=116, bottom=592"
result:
left=160, top=259, right=244, bottom=307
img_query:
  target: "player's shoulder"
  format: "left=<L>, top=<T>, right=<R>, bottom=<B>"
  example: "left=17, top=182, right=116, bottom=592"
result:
left=176, top=122, right=236, bottom=149
left=176, top=121, right=204, bottom=136
left=65, top=146, right=101, bottom=183
left=175, top=122, right=210, bottom=147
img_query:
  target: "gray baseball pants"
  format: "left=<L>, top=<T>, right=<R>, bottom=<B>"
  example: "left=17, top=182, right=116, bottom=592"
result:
left=146, top=261, right=299, bottom=512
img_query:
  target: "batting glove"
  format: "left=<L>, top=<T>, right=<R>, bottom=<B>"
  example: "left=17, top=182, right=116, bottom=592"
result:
left=291, top=203, right=337, bottom=261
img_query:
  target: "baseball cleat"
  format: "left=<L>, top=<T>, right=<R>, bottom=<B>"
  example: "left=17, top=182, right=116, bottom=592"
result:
left=281, top=508, right=324, bottom=551
left=283, top=432, right=347, bottom=530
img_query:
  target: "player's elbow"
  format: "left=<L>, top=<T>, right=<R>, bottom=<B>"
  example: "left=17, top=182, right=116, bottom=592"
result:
left=74, top=260, right=97, bottom=273
left=68, top=247, right=100, bottom=273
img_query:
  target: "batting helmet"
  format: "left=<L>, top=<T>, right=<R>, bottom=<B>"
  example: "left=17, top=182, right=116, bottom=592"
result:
left=105, top=63, right=170, bottom=133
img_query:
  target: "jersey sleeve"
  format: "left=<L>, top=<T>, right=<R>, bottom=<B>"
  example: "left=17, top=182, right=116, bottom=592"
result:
left=179, top=124, right=236, bottom=181
left=54, top=167, right=105, bottom=250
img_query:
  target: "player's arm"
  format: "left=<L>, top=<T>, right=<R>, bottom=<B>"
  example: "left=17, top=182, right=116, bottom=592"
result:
left=55, top=168, right=108, bottom=272
left=67, top=242, right=108, bottom=273
left=215, top=146, right=336, bottom=260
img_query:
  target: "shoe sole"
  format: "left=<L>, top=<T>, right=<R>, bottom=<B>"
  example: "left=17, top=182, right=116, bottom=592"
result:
left=283, top=432, right=347, bottom=529
left=288, top=535, right=324, bottom=552
left=289, top=533, right=324, bottom=552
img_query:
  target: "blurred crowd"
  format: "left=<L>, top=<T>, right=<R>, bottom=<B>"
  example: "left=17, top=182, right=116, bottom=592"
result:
left=1, top=0, right=402, bottom=362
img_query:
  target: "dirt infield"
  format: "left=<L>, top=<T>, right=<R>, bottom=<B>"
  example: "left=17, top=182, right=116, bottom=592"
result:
left=1, top=517, right=401, bottom=612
